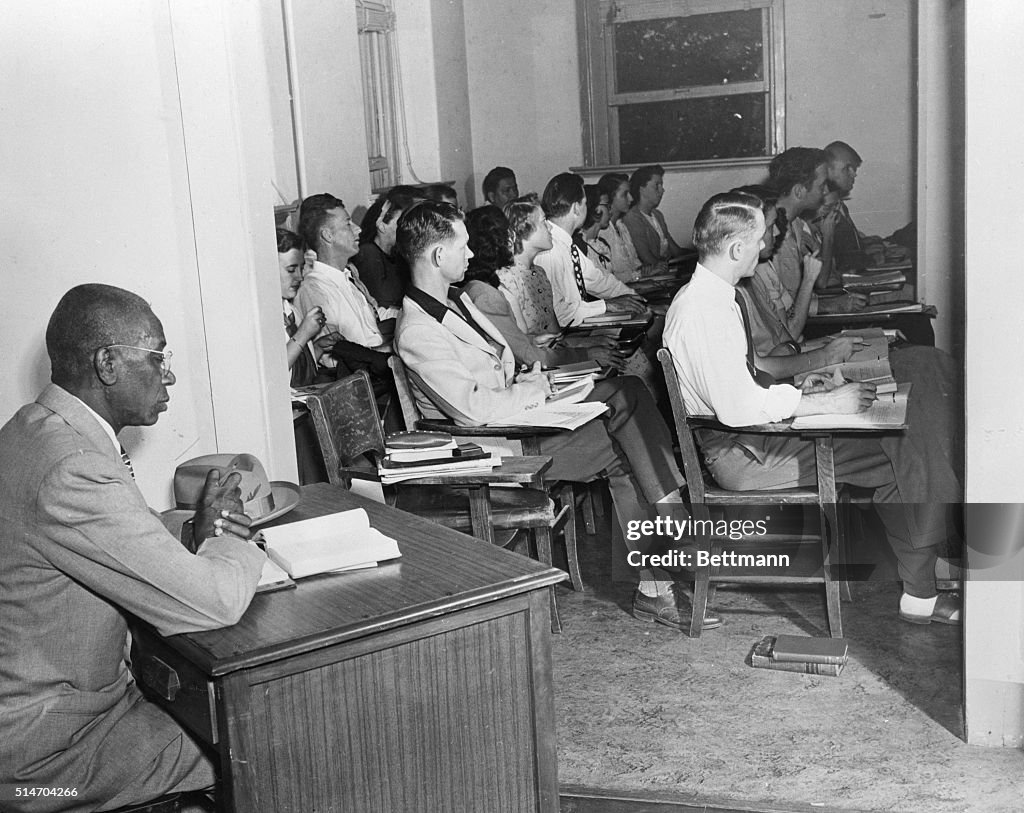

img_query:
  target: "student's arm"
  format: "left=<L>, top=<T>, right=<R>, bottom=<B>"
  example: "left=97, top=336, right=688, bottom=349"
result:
left=754, top=335, right=861, bottom=380
left=792, top=379, right=876, bottom=416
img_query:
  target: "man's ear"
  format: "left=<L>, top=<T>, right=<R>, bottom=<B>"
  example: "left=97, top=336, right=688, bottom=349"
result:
left=727, top=238, right=744, bottom=263
left=93, top=347, right=118, bottom=386
left=430, top=243, right=443, bottom=268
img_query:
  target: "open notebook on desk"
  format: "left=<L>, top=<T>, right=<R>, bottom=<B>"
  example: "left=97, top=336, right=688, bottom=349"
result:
left=791, top=383, right=910, bottom=430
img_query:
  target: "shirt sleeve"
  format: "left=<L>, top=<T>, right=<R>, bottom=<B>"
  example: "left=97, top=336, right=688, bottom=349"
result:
left=536, top=249, right=607, bottom=327
left=35, top=450, right=265, bottom=636
left=581, top=250, right=632, bottom=298
left=673, top=298, right=801, bottom=426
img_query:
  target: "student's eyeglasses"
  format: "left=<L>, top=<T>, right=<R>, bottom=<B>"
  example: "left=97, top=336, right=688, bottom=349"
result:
left=106, top=344, right=174, bottom=375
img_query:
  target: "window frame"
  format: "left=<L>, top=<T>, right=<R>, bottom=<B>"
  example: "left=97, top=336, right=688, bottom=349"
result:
left=577, top=0, right=786, bottom=169
left=357, top=0, right=401, bottom=192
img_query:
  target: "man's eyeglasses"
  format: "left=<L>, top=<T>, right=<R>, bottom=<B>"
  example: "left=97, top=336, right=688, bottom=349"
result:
left=106, top=344, right=174, bottom=375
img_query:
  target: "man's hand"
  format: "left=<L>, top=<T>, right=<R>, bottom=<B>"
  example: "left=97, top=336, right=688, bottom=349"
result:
left=516, top=361, right=552, bottom=391
left=799, top=373, right=834, bottom=394
left=801, top=255, right=824, bottom=288
left=191, top=469, right=254, bottom=551
left=295, top=305, right=326, bottom=344
left=821, top=335, right=864, bottom=366
left=820, top=382, right=876, bottom=413
left=312, top=331, right=342, bottom=360
left=587, top=345, right=628, bottom=372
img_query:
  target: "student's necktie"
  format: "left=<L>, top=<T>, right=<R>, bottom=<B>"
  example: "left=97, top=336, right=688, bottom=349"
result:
left=734, top=290, right=776, bottom=389
left=119, top=445, right=136, bottom=479
left=570, top=243, right=597, bottom=302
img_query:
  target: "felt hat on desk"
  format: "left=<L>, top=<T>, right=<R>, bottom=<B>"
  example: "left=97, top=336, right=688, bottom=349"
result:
left=172, top=453, right=300, bottom=526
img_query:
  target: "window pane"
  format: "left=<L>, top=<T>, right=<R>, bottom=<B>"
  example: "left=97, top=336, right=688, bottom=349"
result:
left=617, top=93, right=766, bottom=163
left=614, top=9, right=764, bottom=94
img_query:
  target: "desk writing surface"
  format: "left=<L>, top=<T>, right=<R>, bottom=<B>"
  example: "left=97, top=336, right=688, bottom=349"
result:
left=168, top=483, right=565, bottom=676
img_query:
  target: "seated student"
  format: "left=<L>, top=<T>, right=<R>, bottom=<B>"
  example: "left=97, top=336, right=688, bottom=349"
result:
left=278, top=228, right=332, bottom=483
left=725, top=188, right=860, bottom=380
left=812, top=140, right=912, bottom=286
left=277, top=228, right=337, bottom=387
left=499, top=196, right=623, bottom=358
left=535, top=172, right=647, bottom=327
left=393, top=201, right=721, bottom=630
left=352, top=185, right=421, bottom=309
left=597, top=172, right=668, bottom=282
left=461, top=205, right=626, bottom=371
left=481, top=165, right=519, bottom=209
left=768, top=148, right=866, bottom=313
left=423, top=183, right=459, bottom=205
left=664, top=193, right=962, bottom=625
left=295, top=193, right=394, bottom=384
left=0, top=284, right=265, bottom=811
left=575, top=183, right=614, bottom=275
left=621, top=164, right=687, bottom=266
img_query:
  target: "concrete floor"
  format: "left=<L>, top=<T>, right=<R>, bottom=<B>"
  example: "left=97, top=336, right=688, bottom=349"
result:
left=547, top=513, right=1024, bottom=813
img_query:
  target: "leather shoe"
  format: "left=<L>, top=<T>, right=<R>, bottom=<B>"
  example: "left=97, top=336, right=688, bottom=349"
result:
left=632, top=585, right=723, bottom=632
left=899, top=592, right=962, bottom=626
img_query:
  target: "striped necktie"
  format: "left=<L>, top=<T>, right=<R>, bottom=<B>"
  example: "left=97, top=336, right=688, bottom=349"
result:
left=570, top=243, right=596, bottom=302
left=119, top=445, right=136, bottom=480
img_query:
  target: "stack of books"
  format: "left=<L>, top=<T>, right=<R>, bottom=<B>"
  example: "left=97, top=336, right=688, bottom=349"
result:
left=842, top=265, right=908, bottom=294
left=750, top=635, right=849, bottom=677
left=378, top=431, right=499, bottom=484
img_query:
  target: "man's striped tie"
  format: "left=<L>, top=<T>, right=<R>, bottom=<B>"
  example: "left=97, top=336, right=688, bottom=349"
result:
left=120, top=445, right=135, bottom=480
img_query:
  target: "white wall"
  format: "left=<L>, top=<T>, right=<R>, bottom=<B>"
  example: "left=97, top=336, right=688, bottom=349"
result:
left=963, top=0, right=1024, bottom=749
left=785, top=0, right=915, bottom=238
left=576, top=0, right=916, bottom=254
left=462, top=0, right=584, bottom=206
left=0, top=0, right=293, bottom=508
left=288, top=0, right=373, bottom=213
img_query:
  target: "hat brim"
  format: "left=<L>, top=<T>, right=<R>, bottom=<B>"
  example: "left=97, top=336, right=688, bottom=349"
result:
left=161, top=481, right=301, bottom=531
left=252, top=481, right=301, bottom=526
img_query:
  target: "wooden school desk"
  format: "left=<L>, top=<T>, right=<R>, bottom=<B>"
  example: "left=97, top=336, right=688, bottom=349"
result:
left=130, top=483, right=566, bottom=812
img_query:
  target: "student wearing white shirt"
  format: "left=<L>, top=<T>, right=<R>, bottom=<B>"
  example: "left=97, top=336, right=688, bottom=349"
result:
left=534, top=172, right=647, bottom=327
left=663, top=192, right=962, bottom=625
left=394, top=201, right=719, bottom=631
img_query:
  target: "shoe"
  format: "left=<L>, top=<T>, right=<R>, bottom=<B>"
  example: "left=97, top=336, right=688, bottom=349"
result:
left=632, top=584, right=723, bottom=632
left=899, top=593, right=962, bottom=626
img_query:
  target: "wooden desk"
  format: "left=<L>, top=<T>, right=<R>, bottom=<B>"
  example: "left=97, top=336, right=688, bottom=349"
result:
left=131, top=484, right=566, bottom=812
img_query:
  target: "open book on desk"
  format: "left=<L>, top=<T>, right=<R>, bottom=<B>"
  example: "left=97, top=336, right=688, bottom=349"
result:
left=793, top=330, right=897, bottom=394
left=487, top=400, right=608, bottom=431
left=790, top=383, right=911, bottom=430
left=258, top=508, right=401, bottom=579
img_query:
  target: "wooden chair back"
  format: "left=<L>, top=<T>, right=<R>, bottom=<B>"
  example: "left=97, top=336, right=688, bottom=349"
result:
left=656, top=347, right=710, bottom=503
left=306, top=371, right=386, bottom=486
left=387, top=355, right=423, bottom=431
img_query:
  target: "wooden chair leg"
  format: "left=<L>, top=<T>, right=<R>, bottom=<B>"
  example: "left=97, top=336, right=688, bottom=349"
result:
left=556, top=484, right=585, bottom=592
left=820, top=500, right=844, bottom=639
left=533, top=528, right=562, bottom=633
left=581, top=484, right=597, bottom=535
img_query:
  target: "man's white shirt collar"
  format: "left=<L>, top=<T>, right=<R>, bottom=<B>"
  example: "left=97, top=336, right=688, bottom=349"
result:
left=66, top=390, right=120, bottom=455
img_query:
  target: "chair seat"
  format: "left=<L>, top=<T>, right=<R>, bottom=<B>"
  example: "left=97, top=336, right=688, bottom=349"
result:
left=393, top=485, right=555, bottom=531
left=703, top=482, right=822, bottom=504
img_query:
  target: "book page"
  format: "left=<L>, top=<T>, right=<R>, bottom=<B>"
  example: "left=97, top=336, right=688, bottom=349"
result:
left=791, top=383, right=911, bottom=429
left=488, top=401, right=609, bottom=430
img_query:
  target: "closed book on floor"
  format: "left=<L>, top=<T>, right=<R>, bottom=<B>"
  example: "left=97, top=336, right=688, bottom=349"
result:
left=750, top=636, right=846, bottom=677
left=259, top=508, right=401, bottom=579
left=771, top=634, right=849, bottom=664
